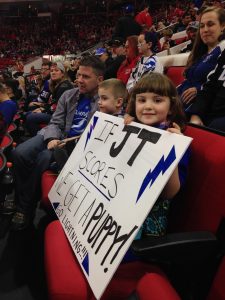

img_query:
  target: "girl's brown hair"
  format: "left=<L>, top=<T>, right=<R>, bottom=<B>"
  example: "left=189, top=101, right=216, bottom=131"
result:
left=128, top=73, right=186, bottom=131
left=186, top=6, right=225, bottom=69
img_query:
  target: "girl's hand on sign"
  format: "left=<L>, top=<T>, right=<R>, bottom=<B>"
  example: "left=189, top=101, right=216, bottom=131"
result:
left=167, top=122, right=182, bottom=135
left=124, top=114, right=134, bottom=125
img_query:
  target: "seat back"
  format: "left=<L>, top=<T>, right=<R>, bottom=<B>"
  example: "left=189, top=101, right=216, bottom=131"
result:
left=7, top=122, right=17, bottom=133
left=207, top=256, right=225, bottom=300
left=169, top=125, right=225, bottom=234
left=0, top=151, right=6, bottom=177
left=0, top=133, right=13, bottom=153
left=165, top=66, right=185, bottom=87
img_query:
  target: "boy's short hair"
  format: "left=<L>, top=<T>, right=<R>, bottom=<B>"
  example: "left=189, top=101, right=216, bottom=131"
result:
left=99, top=79, right=127, bottom=100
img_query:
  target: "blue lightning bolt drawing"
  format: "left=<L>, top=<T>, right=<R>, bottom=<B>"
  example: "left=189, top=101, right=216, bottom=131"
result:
left=136, top=146, right=176, bottom=203
left=84, top=116, right=99, bottom=149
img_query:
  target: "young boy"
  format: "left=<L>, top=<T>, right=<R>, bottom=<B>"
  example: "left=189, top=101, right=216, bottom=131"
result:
left=98, top=78, right=127, bottom=116
left=53, top=80, right=127, bottom=173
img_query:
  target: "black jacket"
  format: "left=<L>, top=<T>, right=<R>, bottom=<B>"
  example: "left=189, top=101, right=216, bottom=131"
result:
left=113, top=15, right=141, bottom=40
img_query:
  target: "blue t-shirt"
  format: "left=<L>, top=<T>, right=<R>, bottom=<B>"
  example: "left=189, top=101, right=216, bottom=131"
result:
left=67, top=95, right=91, bottom=138
left=36, top=79, right=51, bottom=103
left=0, top=100, right=17, bottom=125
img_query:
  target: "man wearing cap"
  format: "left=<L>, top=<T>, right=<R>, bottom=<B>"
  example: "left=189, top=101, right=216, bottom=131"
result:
left=180, top=21, right=199, bottom=53
left=104, top=38, right=126, bottom=79
left=113, top=4, right=142, bottom=40
left=10, top=56, right=105, bottom=230
left=95, top=47, right=113, bottom=68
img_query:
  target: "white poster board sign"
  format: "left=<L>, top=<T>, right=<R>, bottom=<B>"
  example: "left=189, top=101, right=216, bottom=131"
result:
left=49, top=112, right=192, bottom=299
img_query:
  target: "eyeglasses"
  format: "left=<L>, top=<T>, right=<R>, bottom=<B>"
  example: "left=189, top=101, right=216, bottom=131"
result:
left=138, top=41, right=146, bottom=46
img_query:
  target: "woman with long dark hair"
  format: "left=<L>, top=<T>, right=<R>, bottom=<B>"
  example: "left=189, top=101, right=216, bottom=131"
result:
left=178, top=6, right=225, bottom=108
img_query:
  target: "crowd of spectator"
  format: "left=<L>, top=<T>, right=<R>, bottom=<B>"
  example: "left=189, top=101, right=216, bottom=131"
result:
left=1, top=0, right=221, bottom=65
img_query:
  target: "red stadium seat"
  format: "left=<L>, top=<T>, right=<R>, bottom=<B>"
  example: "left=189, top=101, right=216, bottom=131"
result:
left=135, top=255, right=225, bottom=300
left=136, top=272, right=181, bottom=300
left=165, top=66, right=185, bottom=87
left=0, top=133, right=13, bottom=153
left=41, top=170, right=58, bottom=210
left=44, top=124, right=225, bottom=300
left=7, top=122, right=17, bottom=133
left=0, top=151, right=6, bottom=176
left=207, top=256, right=225, bottom=300
left=45, top=220, right=165, bottom=300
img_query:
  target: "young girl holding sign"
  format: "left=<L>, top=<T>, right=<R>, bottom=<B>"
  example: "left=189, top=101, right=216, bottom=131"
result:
left=126, top=72, right=189, bottom=238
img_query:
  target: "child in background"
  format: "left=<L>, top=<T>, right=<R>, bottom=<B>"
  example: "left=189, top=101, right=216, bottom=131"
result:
left=161, top=28, right=176, bottom=52
left=126, top=32, right=163, bottom=93
left=98, top=78, right=127, bottom=116
left=127, top=72, right=189, bottom=238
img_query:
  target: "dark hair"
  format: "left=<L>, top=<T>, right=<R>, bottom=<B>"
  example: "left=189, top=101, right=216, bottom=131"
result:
left=182, top=12, right=191, bottom=19
left=144, top=32, right=158, bottom=53
left=42, top=61, right=52, bottom=69
left=79, top=56, right=105, bottom=77
left=186, top=6, right=225, bottom=68
left=128, top=73, right=186, bottom=131
left=4, top=79, right=22, bottom=99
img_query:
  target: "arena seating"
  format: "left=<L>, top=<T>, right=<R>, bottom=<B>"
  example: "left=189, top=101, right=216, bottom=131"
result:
left=41, top=170, right=58, bottom=211
left=0, top=133, right=13, bottom=156
left=0, top=151, right=6, bottom=178
left=165, top=66, right=185, bottom=87
left=44, top=124, right=225, bottom=300
left=133, top=255, right=225, bottom=300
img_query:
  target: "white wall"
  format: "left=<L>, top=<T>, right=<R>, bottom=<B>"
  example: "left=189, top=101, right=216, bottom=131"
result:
left=24, top=57, right=43, bottom=73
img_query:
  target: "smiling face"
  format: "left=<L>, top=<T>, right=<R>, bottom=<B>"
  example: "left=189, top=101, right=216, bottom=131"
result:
left=77, top=65, right=103, bottom=96
left=200, top=11, right=225, bottom=49
left=135, top=92, right=171, bottom=126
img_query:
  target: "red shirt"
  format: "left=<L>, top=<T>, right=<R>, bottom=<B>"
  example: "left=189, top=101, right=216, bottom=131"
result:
left=117, top=56, right=140, bottom=85
left=135, top=11, right=152, bottom=29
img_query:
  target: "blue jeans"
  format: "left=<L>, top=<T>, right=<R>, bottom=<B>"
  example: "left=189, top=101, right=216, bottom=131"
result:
left=25, top=112, right=51, bottom=136
left=13, top=134, right=53, bottom=214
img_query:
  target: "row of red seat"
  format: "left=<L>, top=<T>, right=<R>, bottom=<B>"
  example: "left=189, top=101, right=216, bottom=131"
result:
left=41, top=123, right=225, bottom=300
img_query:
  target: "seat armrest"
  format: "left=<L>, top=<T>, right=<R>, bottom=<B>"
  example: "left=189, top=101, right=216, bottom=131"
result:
left=131, top=231, right=218, bottom=263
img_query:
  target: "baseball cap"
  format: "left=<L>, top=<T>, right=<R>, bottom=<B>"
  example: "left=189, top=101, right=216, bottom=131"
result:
left=123, top=4, right=134, bottom=13
left=108, top=37, right=124, bottom=47
left=187, top=21, right=199, bottom=31
left=95, top=48, right=107, bottom=56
